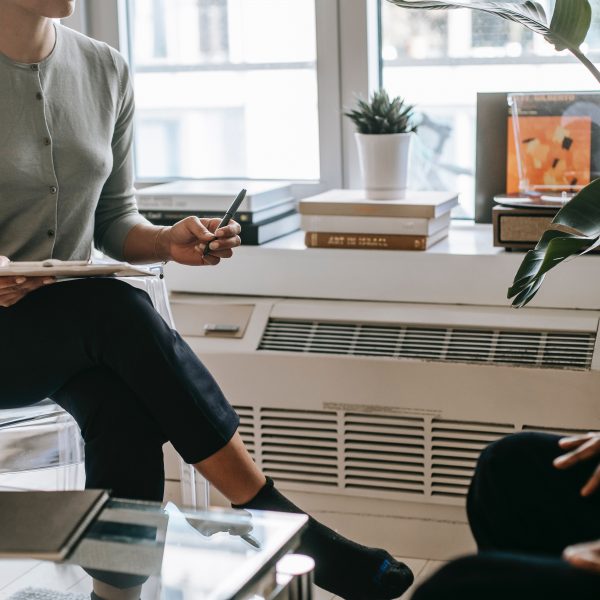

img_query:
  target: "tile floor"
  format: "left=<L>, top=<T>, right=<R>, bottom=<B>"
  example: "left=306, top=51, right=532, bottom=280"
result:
left=0, top=559, right=442, bottom=599
left=313, top=556, right=444, bottom=600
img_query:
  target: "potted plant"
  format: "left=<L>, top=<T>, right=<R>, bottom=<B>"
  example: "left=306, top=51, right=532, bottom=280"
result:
left=345, top=89, right=418, bottom=199
left=389, top=0, right=600, bottom=306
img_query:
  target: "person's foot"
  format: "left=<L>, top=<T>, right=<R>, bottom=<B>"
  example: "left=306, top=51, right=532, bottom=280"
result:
left=326, top=549, right=414, bottom=599
left=233, top=477, right=414, bottom=599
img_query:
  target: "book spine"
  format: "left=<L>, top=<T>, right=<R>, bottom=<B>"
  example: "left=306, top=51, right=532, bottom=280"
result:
left=139, top=216, right=272, bottom=244
left=240, top=227, right=260, bottom=245
left=137, top=189, right=291, bottom=212
left=305, top=232, right=429, bottom=250
left=140, top=210, right=254, bottom=223
left=298, top=203, right=436, bottom=219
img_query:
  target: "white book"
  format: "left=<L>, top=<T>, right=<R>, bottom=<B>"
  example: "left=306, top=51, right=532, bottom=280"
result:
left=299, top=189, right=459, bottom=218
left=136, top=180, right=293, bottom=212
left=300, top=212, right=450, bottom=236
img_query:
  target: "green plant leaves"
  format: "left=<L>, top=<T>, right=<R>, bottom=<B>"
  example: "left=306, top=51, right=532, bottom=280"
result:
left=549, top=0, right=592, bottom=50
left=388, top=0, right=600, bottom=308
left=507, top=178, right=600, bottom=307
left=387, top=0, right=593, bottom=54
left=345, top=89, right=417, bottom=134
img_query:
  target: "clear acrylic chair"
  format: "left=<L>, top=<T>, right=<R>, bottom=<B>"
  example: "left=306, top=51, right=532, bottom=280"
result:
left=0, top=400, right=84, bottom=490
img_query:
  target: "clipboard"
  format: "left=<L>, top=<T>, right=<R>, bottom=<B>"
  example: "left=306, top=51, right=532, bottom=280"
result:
left=0, top=260, right=156, bottom=278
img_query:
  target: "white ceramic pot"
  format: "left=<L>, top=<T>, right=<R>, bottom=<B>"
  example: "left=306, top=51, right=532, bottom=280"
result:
left=355, top=132, right=413, bottom=199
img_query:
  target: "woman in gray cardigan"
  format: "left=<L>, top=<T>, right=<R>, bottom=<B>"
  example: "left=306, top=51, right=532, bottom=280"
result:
left=0, top=2, right=413, bottom=599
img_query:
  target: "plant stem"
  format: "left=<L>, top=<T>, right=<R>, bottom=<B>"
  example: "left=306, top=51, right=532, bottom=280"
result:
left=569, top=46, right=600, bottom=86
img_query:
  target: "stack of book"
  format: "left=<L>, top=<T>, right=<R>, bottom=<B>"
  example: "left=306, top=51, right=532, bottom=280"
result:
left=299, top=189, right=459, bottom=250
left=136, top=180, right=299, bottom=245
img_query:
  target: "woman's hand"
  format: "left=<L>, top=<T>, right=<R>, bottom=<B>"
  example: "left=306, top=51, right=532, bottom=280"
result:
left=0, top=256, right=54, bottom=308
left=161, top=217, right=242, bottom=266
left=564, top=539, right=600, bottom=574
left=554, top=432, right=600, bottom=496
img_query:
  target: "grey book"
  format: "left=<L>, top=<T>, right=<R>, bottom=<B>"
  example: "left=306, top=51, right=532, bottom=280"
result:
left=0, top=490, right=109, bottom=560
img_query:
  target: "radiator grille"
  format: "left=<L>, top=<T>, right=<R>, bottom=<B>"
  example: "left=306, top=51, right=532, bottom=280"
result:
left=258, top=320, right=596, bottom=370
left=344, top=413, right=425, bottom=495
left=260, top=408, right=338, bottom=486
left=233, top=405, right=255, bottom=458
left=431, top=420, right=514, bottom=498
left=232, top=405, right=592, bottom=505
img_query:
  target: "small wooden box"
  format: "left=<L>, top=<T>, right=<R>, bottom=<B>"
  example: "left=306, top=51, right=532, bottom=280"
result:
left=492, top=206, right=558, bottom=250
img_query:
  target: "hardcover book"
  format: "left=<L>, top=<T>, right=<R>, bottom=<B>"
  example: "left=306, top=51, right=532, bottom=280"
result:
left=140, top=198, right=296, bottom=225
left=142, top=209, right=299, bottom=245
left=237, top=210, right=300, bottom=245
left=300, top=212, right=450, bottom=236
left=299, top=190, right=458, bottom=219
left=305, top=227, right=448, bottom=251
left=136, top=180, right=293, bottom=212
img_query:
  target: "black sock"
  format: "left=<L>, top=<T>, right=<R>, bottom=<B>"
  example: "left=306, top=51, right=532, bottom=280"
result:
left=233, top=477, right=414, bottom=599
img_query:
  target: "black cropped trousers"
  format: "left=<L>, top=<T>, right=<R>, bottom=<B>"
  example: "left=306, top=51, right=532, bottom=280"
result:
left=0, top=278, right=239, bottom=501
left=413, top=432, right=600, bottom=599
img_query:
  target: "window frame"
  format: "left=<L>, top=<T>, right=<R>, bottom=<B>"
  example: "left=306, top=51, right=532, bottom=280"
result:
left=64, top=0, right=382, bottom=197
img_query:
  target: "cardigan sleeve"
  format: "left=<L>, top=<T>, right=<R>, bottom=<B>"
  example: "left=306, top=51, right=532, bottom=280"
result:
left=93, top=50, right=149, bottom=260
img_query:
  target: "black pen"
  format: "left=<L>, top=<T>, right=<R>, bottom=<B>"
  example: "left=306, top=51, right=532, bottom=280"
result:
left=203, top=188, right=246, bottom=256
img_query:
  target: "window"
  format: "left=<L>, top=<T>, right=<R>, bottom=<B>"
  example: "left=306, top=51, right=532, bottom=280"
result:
left=126, top=0, right=320, bottom=181
left=380, top=1, right=600, bottom=218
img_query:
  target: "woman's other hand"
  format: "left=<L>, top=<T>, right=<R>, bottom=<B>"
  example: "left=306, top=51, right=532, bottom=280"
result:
left=554, top=432, right=600, bottom=496
left=0, top=256, right=55, bottom=308
left=161, top=217, right=242, bottom=266
left=564, top=539, right=600, bottom=574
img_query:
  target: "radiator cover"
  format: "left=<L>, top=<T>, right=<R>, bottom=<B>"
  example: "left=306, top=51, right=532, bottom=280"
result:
left=235, top=405, right=585, bottom=506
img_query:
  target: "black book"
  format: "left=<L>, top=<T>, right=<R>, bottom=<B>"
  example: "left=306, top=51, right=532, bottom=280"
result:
left=148, top=209, right=300, bottom=246
left=238, top=210, right=300, bottom=245
left=0, top=490, right=109, bottom=560
left=139, top=198, right=296, bottom=226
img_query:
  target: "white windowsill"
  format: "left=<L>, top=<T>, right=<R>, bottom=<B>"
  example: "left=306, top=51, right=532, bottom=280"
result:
left=165, top=221, right=600, bottom=310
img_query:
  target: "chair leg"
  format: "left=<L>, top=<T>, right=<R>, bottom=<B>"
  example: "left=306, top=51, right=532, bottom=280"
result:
left=56, top=412, right=85, bottom=490
left=180, top=461, right=210, bottom=509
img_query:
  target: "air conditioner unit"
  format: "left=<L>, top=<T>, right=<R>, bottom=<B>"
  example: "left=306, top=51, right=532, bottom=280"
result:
left=168, top=293, right=600, bottom=559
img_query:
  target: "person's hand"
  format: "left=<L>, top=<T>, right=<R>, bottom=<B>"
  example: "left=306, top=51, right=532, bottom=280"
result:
left=0, top=256, right=55, bottom=308
left=554, top=432, right=600, bottom=496
left=564, top=539, right=600, bottom=574
left=160, top=217, right=241, bottom=266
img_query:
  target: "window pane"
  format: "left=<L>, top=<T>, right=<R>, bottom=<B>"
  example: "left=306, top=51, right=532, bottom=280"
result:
left=381, top=0, right=600, bottom=218
left=127, top=0, right=320, bottom=180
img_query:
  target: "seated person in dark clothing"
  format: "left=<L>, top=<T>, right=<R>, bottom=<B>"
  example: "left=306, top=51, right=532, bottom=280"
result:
left=412, top=431, right=600, bottom=600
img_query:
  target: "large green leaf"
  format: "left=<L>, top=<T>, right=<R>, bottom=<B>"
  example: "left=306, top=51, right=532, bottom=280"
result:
left=507, top=178, right=600, bottom=307
left=387, top=0, right=592, bottom=55
left=549, top=0, right=592, bottom=50
left=552, top=178, right=600, bottom=237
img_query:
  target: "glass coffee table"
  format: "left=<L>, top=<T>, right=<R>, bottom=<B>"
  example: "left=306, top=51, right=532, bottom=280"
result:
left=0, top=498, right=312, bottom=600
